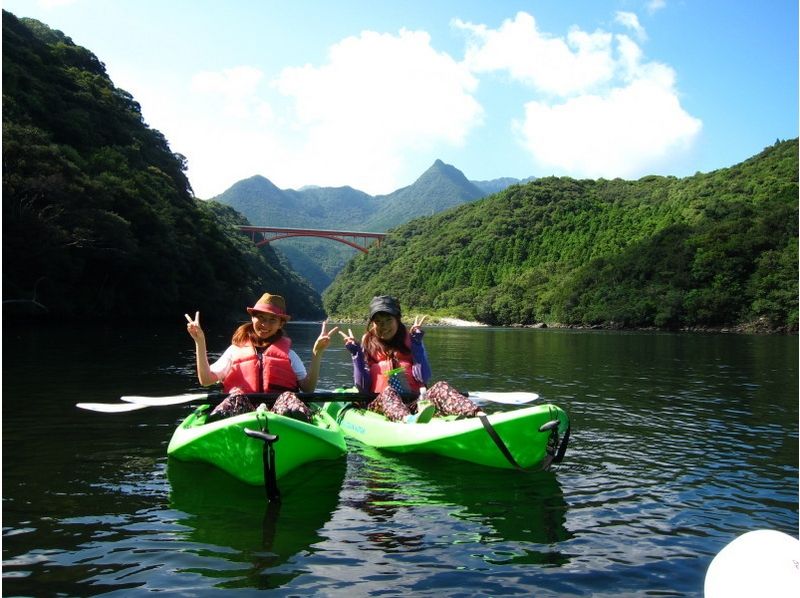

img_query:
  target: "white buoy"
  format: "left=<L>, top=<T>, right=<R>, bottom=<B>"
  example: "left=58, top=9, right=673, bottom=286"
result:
left=705, top=529, right=800, bottom=597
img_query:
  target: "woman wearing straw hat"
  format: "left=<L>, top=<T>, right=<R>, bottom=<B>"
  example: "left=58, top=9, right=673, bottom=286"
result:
left=185, top=292, right=339, bottom=421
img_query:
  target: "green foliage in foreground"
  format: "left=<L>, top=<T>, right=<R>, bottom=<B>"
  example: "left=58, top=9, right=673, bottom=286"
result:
left=2, top=11, right=323, bottom=320
left=324, top=140, right=798, bottom=331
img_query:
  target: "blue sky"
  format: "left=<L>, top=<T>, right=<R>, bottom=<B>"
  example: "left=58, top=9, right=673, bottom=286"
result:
left=4, top=0, right=797, bottom=198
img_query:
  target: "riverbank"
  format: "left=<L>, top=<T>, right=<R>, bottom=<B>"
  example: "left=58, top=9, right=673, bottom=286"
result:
left=320, top=315, right=794, bottom=334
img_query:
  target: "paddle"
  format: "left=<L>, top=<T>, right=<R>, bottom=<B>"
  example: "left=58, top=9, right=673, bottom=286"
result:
left=76, top=390, right=540, bottom=413
left=121, top=390, right=540, bottom=406
left=467, top=391, right=540, bottom=406
left=75, top=402, right=153, bottom=413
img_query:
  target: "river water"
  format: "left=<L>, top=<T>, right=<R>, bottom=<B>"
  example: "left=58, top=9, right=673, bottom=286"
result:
left=2, top=321, right=797, bottom=596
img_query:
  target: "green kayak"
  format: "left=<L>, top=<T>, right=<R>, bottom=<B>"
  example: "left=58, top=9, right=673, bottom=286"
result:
left=167, top=404, right=347, bottom=486
left=324, top=401, right=570, bottom=470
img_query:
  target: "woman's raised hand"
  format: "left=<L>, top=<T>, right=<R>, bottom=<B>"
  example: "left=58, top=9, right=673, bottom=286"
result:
left=312, top=319, right=340, bottom=355
left=184, top=311, right=205, bottom=342
left=410, top=315, right=427, bottom=334
left=338, top=328, right=356, bottom=344
left=338, top=328, right=360, bottom=355
left=409, top=315, right=427, bottom=342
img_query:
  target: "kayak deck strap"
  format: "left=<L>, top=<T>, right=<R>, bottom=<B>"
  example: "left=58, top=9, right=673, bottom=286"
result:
left=244, top=421, right=281, bottom=503
left=478, top=410, right=567, bottom=472
left=477, top=413, right=524, bottom=470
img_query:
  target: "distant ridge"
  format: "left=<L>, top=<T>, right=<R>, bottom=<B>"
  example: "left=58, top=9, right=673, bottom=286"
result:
left=213, top=160, right=534, bottom=290
left=472, top=176, right=537, bottom=195
left=213, top=160, right=532, bottom=231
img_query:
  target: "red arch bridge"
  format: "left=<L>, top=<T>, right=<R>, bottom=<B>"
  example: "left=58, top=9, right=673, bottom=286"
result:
left=238, top=225, right=386, bottom=253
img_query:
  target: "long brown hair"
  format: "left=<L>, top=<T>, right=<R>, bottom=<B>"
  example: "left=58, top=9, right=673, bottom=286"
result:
left=231, top=322, right=283, bottom=348
left=362, top=316, right=409, bottom=362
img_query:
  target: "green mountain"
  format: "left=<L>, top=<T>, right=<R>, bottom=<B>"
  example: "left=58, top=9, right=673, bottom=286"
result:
left=323, top=140, right=798, bottom=332
left=363, top=159, right=486, bottom=230
left=215, top=175, right=377, bottom=229
left=2, top=10, right=323, bottom=321
left=214, top=160, right=507, bottom=290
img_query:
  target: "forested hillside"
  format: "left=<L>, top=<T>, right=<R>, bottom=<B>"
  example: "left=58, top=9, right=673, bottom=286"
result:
left=2, top=11, right=323, bottom=320
left=361, top=159, right=485, bottom=231
left=214, top=160, right=528, bottom=291
left=324, top=140, right=798, bottom=332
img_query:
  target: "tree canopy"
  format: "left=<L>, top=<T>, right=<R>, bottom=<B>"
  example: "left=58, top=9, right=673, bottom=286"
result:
left=324, top=140, right=798, bottom=332
left=2, top=11, right=323, bottom=321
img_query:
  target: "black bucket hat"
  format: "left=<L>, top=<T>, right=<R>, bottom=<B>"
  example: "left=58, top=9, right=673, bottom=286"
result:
left=369, top=295, right=401, bottom=320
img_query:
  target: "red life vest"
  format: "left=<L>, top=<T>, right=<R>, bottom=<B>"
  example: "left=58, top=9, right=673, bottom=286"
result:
left=222, top=336, right=299, bottom=394
left=367, top=333, right=424, bottom=394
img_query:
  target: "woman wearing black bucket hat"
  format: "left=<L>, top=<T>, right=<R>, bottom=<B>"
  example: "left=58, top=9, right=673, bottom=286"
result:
left=338, top=295, right=479, bottom=423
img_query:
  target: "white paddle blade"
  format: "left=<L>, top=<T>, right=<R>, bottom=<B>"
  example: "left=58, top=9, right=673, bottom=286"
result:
left=469, top=391, right=539, bottom=405
left=120, top=393, right=209, bottom=406
left=76, top=402, right=151, bottom=413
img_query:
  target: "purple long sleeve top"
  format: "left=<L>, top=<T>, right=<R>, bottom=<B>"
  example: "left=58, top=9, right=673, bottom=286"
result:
left=347, top=329, right=431, bottom=394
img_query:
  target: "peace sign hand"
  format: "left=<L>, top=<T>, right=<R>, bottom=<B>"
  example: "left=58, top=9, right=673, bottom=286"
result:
left=184, top=311, right=205, bottom=342
left=338, top=328, right=360, bottom=356
left=410, top=315, right=426, bottom=341
left=313, top=319, right=340, bottom=355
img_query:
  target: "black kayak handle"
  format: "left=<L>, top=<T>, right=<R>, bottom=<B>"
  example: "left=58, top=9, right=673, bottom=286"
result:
left=538, top=419, right=560, bottom=433
left=244, top=428, right=279, bottom=444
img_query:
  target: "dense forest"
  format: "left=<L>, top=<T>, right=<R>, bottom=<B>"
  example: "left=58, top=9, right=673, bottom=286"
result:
left=2, top=11, right=324, bottom=321
left=324, top=140, right=798, bottom=332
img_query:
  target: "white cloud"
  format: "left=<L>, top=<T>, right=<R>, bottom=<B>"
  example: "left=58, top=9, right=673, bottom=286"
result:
left=271, top=28, right=484, bottom=192
left=130, top=8, right=697, bottom=197
left=456, top=11, right=701, bottom=179
left=168, top=28, right=483, bottom=196
left=517, top=61, right=701, bottom=178
left=647, top=0, right=667, bottom=14
left=615, top=11, right=647, bottom=42
left=455, top=12, right=615, bottom=96
left=191, top=66, right=273, bottom=122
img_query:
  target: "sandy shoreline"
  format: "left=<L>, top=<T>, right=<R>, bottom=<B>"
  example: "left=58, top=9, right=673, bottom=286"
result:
left=436, top=317, right=488, bottom=327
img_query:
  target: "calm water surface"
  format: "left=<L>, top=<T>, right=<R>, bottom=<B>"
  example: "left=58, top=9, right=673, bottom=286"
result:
left=2, top=321, right=798, bottom=596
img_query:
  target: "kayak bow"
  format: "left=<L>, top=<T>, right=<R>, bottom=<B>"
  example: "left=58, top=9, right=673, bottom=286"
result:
left=324, top=401, right=570, bottom=471
left=167, top=404, right=346, bottom=486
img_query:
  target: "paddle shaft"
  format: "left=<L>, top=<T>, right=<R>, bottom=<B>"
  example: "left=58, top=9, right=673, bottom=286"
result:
left=191, top=391, right=409, bottom=404
left=76, top=389, right=539, bottom=412
left=123, top=390, right=537, bottom=406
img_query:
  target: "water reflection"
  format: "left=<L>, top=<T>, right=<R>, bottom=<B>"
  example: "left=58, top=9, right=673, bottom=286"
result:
left=341, top=443, right=570, bottom=565
left=167, top=458, right=346, bottom=590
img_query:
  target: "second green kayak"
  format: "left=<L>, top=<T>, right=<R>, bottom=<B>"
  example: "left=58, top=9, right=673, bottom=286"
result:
left=324, top=401, right=570, bottom=470
left=167, top=404, right=346, bottom=486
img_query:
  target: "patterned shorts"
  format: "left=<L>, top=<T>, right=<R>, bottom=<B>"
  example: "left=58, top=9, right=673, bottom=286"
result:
left=367, top=387, right=412, bottom=422
left=271, top=391, right=312, bottom=422
left=209, top=388, right=312, bottom=423
left=366, top=380, right=479, bottom=422
left=424, top=381, right=480, bottom=418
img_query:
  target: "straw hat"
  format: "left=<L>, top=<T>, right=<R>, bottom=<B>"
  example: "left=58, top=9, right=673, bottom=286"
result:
left=246, top=293, right=291, bottom=320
